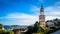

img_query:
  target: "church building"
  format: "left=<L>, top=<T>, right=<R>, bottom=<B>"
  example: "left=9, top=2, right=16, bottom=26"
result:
left=39, top=5, right=45, bottom=27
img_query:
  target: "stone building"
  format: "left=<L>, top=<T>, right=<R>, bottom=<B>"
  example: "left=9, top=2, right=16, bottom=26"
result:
left=39, top=5, right=45, bottom=27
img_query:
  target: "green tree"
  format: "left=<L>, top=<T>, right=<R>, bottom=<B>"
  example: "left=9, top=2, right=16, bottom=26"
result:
left=58, top=19, right=60, bottom=26
left=0, top=24, right=2, bottom=27
left=33, top=21, right=39, bottom=32
left=25, top=26, right=33, bottom=34
left=25, top=21, right=44, bottom=34
left=33, top=21, right=44, bottom=32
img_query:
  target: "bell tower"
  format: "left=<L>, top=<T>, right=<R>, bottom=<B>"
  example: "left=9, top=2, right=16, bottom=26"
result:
left=39, top=5, right=45, bottom=27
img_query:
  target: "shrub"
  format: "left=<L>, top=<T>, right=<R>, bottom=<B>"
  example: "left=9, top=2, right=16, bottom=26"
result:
left=0, top=30, right=14, bottom=34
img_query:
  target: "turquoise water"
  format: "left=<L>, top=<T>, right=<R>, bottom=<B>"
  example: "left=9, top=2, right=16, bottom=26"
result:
left=3, top=25, right=27, bottom=30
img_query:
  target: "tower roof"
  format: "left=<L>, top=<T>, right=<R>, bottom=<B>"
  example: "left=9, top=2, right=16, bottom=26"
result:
left=41, top=4, right=43, bottom=8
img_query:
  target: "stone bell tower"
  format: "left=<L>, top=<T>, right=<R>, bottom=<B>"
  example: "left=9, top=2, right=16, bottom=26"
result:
left=39, top=5, right=45, bottom=27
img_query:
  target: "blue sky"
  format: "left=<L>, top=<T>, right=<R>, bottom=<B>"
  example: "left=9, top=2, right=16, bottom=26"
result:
left=0, top=0, right=60, bottom=25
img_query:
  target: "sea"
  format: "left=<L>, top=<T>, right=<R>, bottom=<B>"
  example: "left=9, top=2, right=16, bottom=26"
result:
left=3, top=25, right=28, bottom=30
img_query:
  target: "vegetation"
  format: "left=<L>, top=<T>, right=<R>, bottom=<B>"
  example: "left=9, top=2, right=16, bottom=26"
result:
left=25, top=21, right=44, bottom=34
left=0, top=23, right=14, bottom=34
left=0, top=30, right=14, bottom=34
left=0, top=23, right=3, bottom=27
left=0, top=18, right=60, bottom=34
left=25, top=18, right=60, bottom=34
left=44, top=18, right=60, bottom=34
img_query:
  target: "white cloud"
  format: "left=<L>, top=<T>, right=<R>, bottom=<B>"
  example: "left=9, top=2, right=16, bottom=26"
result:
left=50, top=12, right=60, bottom=15
left=1, top=1, right=60, bottom=25
left=1, top=12, right=37, bottom=18
left=46, top=16, right=60, bottom=21
left=30, top=6, right=40, bottom=15
left=1, top=12, right=60, bottom=25
left=55, top=1, right=60, bottom=6
left=45, top=3, right=60, bottom=20
left=30, top=5, right=60, bottom=16
left=45, top=6, right=60, bottom=16
left=29, top=1, right=60, bottom=21
left=30, top=6, right=40, bottom=12
left=0, top=12, right=38, bottom=25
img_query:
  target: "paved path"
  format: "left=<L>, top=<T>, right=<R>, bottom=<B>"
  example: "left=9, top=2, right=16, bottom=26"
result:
left=51, top=30, right=60, bottom=34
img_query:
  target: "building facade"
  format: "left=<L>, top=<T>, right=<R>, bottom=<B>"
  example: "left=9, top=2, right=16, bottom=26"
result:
left=46, top=20, right=55, bottom=27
